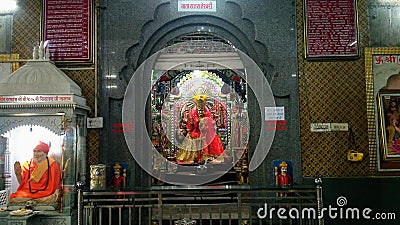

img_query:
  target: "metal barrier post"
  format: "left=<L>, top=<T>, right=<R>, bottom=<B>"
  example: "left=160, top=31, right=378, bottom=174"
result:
left=315, top=178, right=324, bottom=225
left=76, top=181, right=85, bottom=225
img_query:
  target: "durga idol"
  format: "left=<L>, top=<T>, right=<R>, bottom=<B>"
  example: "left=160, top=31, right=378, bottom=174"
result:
left=176, top=94, right=224, bottom=164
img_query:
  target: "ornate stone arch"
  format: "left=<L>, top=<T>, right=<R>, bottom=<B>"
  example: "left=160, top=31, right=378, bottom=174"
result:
left=121, top=1, right=273, bottom=84
left=137, top=16, right=257, bottom=63
left=0, top=115, right=63, bottom=136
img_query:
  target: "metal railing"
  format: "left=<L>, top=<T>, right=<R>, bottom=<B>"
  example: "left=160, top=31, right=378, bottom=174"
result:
left=77, top=180, right=323, bottom=225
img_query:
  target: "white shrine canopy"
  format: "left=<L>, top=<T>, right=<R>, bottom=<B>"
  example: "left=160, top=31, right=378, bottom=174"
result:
left=0, top=59, right=87, bottom=108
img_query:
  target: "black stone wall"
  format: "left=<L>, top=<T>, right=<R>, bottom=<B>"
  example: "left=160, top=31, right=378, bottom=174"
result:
left=98, top=0, right=300, bottom=187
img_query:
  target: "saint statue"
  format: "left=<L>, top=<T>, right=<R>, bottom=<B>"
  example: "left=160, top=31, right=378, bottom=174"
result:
left=10, top=141, right=61, bottom=204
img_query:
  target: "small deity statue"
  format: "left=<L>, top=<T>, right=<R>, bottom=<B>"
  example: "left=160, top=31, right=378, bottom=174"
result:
left=110, top=164, right=126, bottom=189
left=275, top=161, right=292, bottom=187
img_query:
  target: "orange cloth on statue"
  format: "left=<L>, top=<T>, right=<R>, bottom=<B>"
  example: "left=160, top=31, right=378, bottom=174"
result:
left=10, top=158, right=61, bottom=200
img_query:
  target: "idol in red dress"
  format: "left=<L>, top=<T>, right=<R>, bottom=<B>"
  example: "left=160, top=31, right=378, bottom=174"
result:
left=276, top=161, right=292, bottom=187
left=176, top=94, right=224, bottom=164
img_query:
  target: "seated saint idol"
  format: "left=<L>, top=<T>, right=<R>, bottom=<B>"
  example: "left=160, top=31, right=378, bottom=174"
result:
left=10, top=141, right=61, bottom=204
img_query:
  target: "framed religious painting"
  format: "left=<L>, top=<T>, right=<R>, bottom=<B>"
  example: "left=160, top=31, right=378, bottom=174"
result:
left=365, top=47, right=400, bottom=171
left=377, top=91, right=400, bottom=161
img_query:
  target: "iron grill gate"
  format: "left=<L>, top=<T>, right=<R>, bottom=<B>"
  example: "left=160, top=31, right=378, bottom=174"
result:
left=78, top=184, right=323, bottom=225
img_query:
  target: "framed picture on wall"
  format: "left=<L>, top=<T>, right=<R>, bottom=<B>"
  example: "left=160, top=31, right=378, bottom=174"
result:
left=42, top=0, right=94, bottom=64
left=365, top=47, right=400, bottom=171
left=377, top=91, right=400, bottom=160
left=304, top=0, right=359, bottom=59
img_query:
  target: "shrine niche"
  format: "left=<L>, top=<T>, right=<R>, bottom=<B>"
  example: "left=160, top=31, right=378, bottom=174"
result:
left=150, top=70, right=249, bottom=184
left=0, top=47, right=89, bottom=223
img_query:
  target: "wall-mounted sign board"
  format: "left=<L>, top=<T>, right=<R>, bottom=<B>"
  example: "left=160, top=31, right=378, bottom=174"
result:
left=304, top=0, right=359, bottom=59
left=42, top=0, right=93, bottom=64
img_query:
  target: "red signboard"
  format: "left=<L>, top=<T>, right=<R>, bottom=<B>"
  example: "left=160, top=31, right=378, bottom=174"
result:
left=43, top=0, right=92, bottom=63
left=304, top=0, right=359, bottom=59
